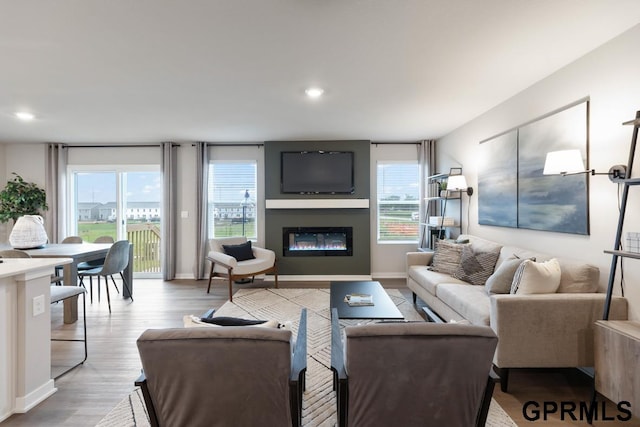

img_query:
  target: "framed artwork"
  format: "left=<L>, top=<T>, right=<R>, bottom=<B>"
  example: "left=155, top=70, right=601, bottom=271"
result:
left=518, top=102, right=589, bottom=234
left=478, top=130, right=517, bottom=227
left=477, top=100, right=589, bottom=235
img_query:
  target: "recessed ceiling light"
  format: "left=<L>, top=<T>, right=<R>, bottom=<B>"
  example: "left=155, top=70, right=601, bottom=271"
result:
left=305, top=87, right=324, bottom=99
left=15, top=112, right=35, bottom=121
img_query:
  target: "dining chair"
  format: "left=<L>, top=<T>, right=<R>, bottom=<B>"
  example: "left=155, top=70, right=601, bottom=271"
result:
left=61, top=236, right=83, bottom=243
left=78, top=240, right=132, bottom=313
left=50, top=285, right=88, bottom=378
left=77, top=235, right=117, bottom=301
left=52, top=236, right=84, bottom=283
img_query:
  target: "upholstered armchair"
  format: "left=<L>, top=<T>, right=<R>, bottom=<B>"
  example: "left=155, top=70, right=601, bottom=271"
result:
left=136, top=308, right=307, bottom=427
left=206, top=236, right=278, bottom=301
left=330, top=308, right=499, bottom=427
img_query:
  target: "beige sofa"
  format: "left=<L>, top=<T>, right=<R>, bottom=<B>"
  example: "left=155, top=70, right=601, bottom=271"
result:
left=406, top=234, right=628, bottom=391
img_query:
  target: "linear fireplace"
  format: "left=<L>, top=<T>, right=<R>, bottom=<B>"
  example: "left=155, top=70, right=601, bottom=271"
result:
left=283, top=227, right=353, bottom=257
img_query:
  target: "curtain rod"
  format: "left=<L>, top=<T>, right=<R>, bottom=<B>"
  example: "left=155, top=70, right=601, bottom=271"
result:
left=203, top=143, right=264, bottom=147
left=62, top=144, right=173, bottom=148
left=372, top=142, right=422, bottom=146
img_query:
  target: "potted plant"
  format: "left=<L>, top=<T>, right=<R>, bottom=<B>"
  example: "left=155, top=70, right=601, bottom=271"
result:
left=0, top=173, right=48, bottom=223
left=439, top=181, right=448, bottom=197
left=0, top=173, right=49, bottom=248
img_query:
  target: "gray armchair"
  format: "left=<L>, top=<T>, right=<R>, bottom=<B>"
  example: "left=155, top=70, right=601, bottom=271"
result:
left=136, top=308, right=307, bottom=427
left=331, top=308, right=499, bottom=427
left=206, top=236, right=278, bottom=301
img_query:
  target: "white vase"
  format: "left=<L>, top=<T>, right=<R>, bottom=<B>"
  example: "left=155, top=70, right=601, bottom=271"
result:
left=9, top=215, right=49, bottom=249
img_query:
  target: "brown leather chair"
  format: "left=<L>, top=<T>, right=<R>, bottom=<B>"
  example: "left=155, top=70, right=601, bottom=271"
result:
left=331, top=308, right=499, bottom=427
left=136, top=308, right=307, bottom=427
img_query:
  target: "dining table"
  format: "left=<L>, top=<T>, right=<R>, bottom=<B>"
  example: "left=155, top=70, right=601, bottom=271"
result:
left=0, top=242, right=134, bottom=323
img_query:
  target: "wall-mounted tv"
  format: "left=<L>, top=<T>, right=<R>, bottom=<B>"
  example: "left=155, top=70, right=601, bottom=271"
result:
left=281, top=151, right=355, bottom=194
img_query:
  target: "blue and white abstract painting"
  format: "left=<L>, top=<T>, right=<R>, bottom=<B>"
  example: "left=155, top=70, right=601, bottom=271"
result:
left=477, top=101, right=589, bottom=235
left=478, top=130, right=518, bottom=228
left=518, top=102, right=588, bottom=235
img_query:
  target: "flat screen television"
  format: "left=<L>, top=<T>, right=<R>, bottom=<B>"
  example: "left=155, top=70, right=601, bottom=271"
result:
left=281, top=151, right=354, bottom=194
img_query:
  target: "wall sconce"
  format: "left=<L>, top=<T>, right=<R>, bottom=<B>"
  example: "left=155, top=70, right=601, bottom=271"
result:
left=447, top=174, right=474, bottom=196
left=543, top=149, right=626, bottom=182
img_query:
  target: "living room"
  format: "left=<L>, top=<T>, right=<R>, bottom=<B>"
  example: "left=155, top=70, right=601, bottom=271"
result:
left=1, top=1, right=640, bottom=426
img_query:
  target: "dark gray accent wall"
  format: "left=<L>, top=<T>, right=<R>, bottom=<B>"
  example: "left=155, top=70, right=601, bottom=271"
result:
left=265, top=140, right=371, bottom=275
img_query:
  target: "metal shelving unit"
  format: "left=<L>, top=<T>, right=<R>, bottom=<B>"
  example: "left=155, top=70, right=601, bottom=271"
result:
left=602, top=112, right=640, bottom=320
left=419, top=170, right=462, bottom=250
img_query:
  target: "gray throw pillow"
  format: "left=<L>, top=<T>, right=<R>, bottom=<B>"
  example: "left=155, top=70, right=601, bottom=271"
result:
left=485, top=255, right=534, bottom=294
left=453, top=244, right=500, bottom=286
left=429, top=239, right=467, bottom=275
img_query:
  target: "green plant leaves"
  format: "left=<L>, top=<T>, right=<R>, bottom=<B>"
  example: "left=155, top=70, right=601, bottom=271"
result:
left=0, top=173, right=48, bottom=223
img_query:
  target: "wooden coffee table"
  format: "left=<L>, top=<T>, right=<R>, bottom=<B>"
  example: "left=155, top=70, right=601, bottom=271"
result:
left=330, top=281, right=404, bottom=320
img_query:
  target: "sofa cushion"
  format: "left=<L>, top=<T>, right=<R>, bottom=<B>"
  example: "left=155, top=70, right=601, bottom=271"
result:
left=485, top=255, right=534, bottom=295
left=452, top=244, right=500, bottom=286
left=429, top=240, right=467, bottom=275
left=436, top=284, right=490, bottom=326
left=408, top=265, right=468, bottom=296
left=511, top=258, right=561, bottom=294
left=557, top=260, right=599, bottom=293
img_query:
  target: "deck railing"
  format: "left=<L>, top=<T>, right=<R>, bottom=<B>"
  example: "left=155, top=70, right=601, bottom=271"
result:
left=127, top=223, right=161, bottom=273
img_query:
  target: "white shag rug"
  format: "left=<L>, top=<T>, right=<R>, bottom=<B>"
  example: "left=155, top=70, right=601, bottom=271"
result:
left=97, top=288, right=517, bottom=427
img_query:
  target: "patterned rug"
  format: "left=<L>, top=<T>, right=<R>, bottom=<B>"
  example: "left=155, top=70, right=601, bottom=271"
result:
left=97, top=288, right=517, bottom=427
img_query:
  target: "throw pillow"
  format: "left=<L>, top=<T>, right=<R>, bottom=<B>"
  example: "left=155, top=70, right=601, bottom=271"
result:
left=485, top=255, right=535, bottom=294
left=222, top=241, right=255, bottom=261
left=452, top=244, right=500, bottom=286
left=510, top=258, right=562, bottom=295
left=429, top=239, right=467, bottom=275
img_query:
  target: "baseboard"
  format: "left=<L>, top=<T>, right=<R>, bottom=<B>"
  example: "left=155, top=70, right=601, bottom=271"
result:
left=371, top=272, right=406, bottom=280
left=264, top=275, right=372, bottom=282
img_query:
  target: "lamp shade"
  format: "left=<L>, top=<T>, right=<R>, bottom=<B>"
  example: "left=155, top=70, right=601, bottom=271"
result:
left=447, top=175, right=468, bottom=191
left=543, top=149, right=585, bottom=175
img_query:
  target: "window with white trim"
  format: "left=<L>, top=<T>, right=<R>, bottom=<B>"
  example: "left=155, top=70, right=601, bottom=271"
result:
left=377, top=161, right=420, bottom=242
left=207, top=161, right=257, bottom=239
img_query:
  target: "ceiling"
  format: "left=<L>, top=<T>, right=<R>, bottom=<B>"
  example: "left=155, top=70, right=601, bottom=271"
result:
left=1, top=0, right=640, bottom=144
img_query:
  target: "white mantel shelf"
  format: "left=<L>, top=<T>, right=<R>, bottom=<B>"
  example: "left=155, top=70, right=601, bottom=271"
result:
left=266, top=199, right=369, bottom=209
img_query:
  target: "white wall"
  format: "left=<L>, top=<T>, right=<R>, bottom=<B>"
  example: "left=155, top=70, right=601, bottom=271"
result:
left=0, top=144, right=46, bottom=242
left=0, top=144, right=6, bottom=240
left=437, top=24, right=640, bottom=320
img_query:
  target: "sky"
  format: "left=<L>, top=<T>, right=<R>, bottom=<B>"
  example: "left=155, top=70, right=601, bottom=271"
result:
left=76, top=172, right=162, bottom=203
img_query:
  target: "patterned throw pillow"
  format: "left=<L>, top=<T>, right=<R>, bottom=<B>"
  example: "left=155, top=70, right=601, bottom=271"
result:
left=510, top=258, right=562, bottom=294
left=453, top=244, right=500, bottom=286
left=429, top=240, right=466, bottom=275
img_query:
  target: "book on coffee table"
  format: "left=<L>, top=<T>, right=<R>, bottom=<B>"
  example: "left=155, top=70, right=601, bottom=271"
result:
left=344, top=293, right=374, bottom=306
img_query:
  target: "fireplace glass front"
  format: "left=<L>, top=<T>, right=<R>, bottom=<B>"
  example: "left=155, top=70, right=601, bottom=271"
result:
left=283, top=227, right=353, bottom=257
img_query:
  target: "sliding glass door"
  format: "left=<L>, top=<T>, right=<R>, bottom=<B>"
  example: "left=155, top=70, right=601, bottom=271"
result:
left=68, top=166, right=162, bottom=277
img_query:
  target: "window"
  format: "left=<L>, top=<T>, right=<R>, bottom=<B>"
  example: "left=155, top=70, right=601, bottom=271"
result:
left=68, top=167, right=162, bottom=277
left=377, top=161, right=420, bottom=242
left=208, top=161, right=257, bottom=239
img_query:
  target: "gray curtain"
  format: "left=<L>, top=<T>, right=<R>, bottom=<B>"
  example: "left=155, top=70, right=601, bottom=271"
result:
left=193, top=142, right=209, bottom=279
left=44, top=143, right=68, bottom=243
left=418, top=140, right=437, bottom=248
left=162, top=142, right=178, bottom=280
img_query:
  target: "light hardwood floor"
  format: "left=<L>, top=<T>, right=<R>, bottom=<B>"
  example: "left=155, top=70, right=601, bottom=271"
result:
left=2, top=278, right=636, bottom=426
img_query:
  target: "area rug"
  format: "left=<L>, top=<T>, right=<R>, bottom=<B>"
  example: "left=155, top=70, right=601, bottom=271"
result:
left=97, top=288, right=517, bottom=427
